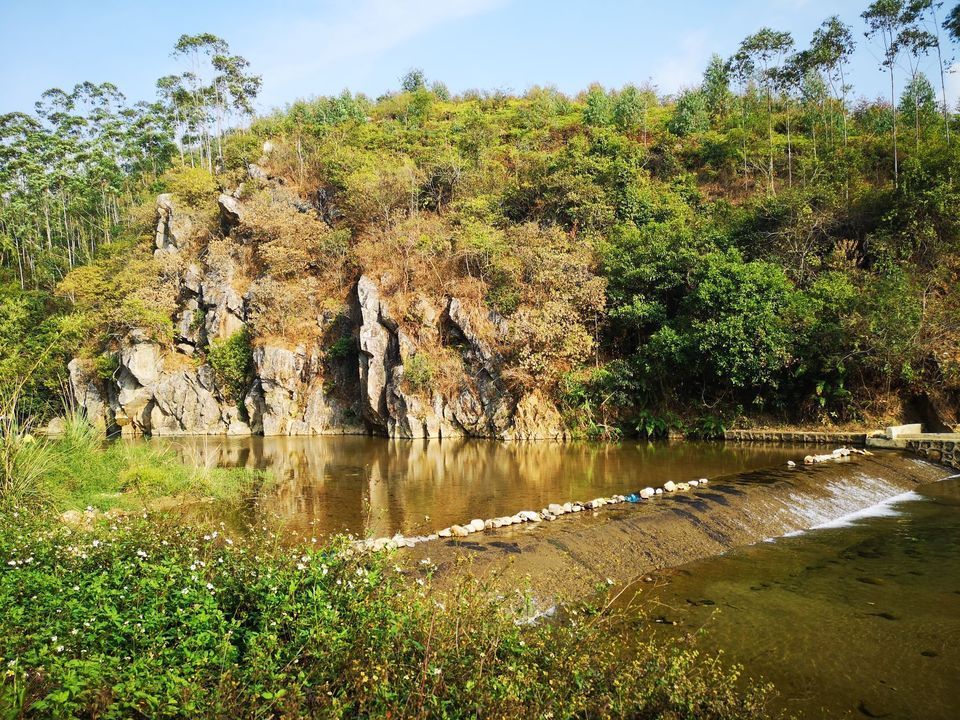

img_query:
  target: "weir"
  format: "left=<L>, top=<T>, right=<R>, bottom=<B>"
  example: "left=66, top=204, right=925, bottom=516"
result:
left=411, top=452, right=953, bottom=602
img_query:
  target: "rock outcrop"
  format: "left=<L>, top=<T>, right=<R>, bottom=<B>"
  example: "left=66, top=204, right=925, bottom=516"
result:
left=69, top=194, right=568, bottom=440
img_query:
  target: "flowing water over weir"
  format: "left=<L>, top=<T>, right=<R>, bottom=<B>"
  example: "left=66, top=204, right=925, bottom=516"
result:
left=152, top=436, right=803, bottom=537
left=617, top=475, right=960, bottom=720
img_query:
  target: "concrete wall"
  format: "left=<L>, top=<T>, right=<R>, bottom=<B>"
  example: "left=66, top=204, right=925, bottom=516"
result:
left=724, top=430, right=867, bottom=445
left=905, top=437, right=959, bottom=470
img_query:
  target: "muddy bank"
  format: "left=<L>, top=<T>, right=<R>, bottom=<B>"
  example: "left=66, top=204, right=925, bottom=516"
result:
left=408, top=452, right=952, bottom=603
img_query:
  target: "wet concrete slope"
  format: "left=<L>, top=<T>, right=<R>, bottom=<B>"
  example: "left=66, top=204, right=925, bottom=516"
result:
left=411, top=452, right=952, bottom=603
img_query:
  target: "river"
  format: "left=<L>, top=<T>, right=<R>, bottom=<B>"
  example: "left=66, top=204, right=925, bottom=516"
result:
left=618, top=474, right=960, bottom=719
left=153, top=435, right=800, bottom=536
left=152, top=435, right=959, bottom=718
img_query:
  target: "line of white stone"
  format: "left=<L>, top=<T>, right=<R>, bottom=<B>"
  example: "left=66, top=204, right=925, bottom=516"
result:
left=351, top=478, right=710, bottom=553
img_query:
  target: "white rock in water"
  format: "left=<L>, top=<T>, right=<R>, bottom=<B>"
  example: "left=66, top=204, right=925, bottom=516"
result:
left=562, top=502, right=573, bottom=513
left=548, top=503, right=565, bottom=515
left=571, top=504, right=583, bottom=512
left=438, top=528, right=452, bottom=538
left=520, top=511, right=542, bottom=522
left=676, top=482, right=690, bottom=491
left=590, top=497, right=607, bottom=507
left=655, top=488, right=663, bottom=495
left=484, top=519, right=495, bottom=530
left=512, top=513, right=525, bottom=524
left=787, top=460, right=796, bottom=467
left=663, top=481, right=677, bottom=492
left=426, top=533, right=438, bottom=541
left=451, top=525, right=469, bottom=537
left=804, top=455, right=815, bottom=465
left=689, top=479, right=700, bottom=486
left=468, top=518, right=485, bottom=533
left=640, top=487, right=655, bottom=499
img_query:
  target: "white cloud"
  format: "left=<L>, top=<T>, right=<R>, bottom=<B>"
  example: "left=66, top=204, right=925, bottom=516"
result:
left=654, top=29, right=710, bottom=95
left=945, top=62, right=960, bottom=110
left=253, top=0, right=508, bottom=106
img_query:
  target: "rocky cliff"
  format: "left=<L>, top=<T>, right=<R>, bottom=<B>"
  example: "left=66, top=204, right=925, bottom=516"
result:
left=69, top=185, right=567, bottom=440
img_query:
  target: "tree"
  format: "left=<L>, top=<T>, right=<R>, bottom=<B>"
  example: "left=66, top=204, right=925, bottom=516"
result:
left=668, top=89, right=709, bottom=137
left=732, top=28, right=795, bottom=194
left=400, top=68, right=427, bottom=93
left=899, top=72, right=939, bottom=148
left=613, top=84, right=657, bottom=144
left=808, top=16, right=856, bottom=147
left=702, top=54, right=733, bottom=124
left=863, top=0, right=908, bottom=186
left=904, top=1, right=951, bottom=145
left=169, top=33, right=261, bottom=171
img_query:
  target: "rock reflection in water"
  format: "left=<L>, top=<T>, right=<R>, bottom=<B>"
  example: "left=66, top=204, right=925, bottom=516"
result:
left=145, top=436, right=801, bottom=537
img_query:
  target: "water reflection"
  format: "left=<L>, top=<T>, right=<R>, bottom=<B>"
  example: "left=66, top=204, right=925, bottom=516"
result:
left=144, top=435, right=801, bottom=537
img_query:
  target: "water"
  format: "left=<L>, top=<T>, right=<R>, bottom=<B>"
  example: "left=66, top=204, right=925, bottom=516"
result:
left=149, top=435, right=801, bottom=537
left=622, top=476, right=960, bottom=719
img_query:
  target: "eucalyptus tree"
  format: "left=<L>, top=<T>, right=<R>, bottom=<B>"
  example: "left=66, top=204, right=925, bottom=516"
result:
left=727, top=51, right=755, bottom=189
left=613, top=84, right=658, bottom=144
left=808, top=16, right=856, bottom=147
left=169, top=33, right=261, bottom=171
left=863, top=0, right=909, bottom=186
left=945, top=2, right=960, bottom=39
left=902, top=1, right=951, bottom=145
left=732, top=28, right=795, bottom=194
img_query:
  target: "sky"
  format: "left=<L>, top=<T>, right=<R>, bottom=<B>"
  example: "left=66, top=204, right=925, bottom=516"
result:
left=2, top=0, right=960, bottom=116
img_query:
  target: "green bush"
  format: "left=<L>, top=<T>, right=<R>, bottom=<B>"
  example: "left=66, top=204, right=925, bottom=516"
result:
left=403, top=353, right=433, bottom=393
left=0, top=510, right=777, bottom=719
left=325, top=336, right=356, bottom=361
left=93, top=353, right=119, bottom=381
left=208, top=328, right=253, bottom=403
left=164, top=165, right=217, bottom=208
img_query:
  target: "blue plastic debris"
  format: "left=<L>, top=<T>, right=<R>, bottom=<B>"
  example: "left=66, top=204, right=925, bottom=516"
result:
left=626, top=493, right=640, bottom=503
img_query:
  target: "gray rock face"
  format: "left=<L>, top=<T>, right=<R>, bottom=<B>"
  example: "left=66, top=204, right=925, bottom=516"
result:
left=70, top=270, right=565, bottom=439
left=155, top=194, right=191, bottom=255
left=356, top=275, right=393, bottom=430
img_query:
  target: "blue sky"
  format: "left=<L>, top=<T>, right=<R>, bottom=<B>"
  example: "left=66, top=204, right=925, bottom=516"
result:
left=2, top=0, right=958, bottom=115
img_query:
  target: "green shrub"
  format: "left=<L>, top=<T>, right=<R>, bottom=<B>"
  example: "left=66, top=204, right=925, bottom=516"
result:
left=164, top=165, right=217, bottom=208
left=208, top=328, right=253, bottom=403
left=403, top=353, right=434, bottom=393
left=0, top=510, right=777, bottom=719
left=325, top=336, right=356, bottom=361
left=93, top=353, right=119, bottom=381
left=634, top=409, right=684, bottom=439
left=687, top=414, right=727, bottom=440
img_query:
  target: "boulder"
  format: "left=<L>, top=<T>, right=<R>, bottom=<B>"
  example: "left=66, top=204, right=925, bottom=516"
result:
left=120, top=341, right=163, bottom=387
left=467, top=518, right=485, bottom=533
left=218, top=193, right=244, bottom=225
left=663, top=481, right=677, bottom=492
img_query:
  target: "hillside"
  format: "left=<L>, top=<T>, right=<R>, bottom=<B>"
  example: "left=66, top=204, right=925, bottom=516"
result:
left=4, top=30, right=960, bottom=438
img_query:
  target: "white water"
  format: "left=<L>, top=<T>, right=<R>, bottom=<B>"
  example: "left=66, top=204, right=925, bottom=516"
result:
left=777, top=488, right=925, bottom=540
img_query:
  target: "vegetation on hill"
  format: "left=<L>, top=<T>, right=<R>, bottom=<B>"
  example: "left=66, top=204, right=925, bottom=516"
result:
left=2, top=4, right=960, bottom=438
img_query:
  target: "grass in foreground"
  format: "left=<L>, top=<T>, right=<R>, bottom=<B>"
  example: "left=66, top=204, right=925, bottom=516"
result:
left=0, top=507, right=780, bottom=719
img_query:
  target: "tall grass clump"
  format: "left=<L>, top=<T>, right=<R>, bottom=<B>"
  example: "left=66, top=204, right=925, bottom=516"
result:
left=0, top=387, right=55, bottom=505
